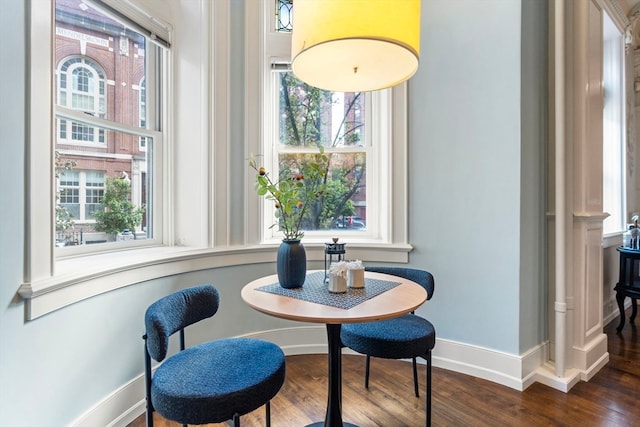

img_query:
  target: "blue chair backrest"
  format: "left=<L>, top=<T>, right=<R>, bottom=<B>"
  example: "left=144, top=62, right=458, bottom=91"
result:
left=145, top=285, right=220, bottom=362
left=364, top=266, right=435, bottom=300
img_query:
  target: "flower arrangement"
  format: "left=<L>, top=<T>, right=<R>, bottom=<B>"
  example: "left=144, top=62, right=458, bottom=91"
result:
left=249, top=148, right=328, bottom=240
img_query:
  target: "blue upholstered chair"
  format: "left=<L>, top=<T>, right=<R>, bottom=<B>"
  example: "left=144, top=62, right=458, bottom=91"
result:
left=143, top=285, right=286, bottom=427
left=340, top=267, right=436, bottom=427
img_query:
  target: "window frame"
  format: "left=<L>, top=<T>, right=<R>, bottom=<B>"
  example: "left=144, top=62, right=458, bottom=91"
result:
left=138, top=76, right=148, bottom=151
left=52, top=0, right=165, bottom=255
left=248, top=0, right=410, bottom=251
left=602, top=10, right=627, bottom=236
left=21, top=0, right=172, bottom=319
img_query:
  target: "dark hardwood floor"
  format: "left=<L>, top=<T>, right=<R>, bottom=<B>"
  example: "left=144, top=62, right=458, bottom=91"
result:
left=130, top=307, right=639, bottom=426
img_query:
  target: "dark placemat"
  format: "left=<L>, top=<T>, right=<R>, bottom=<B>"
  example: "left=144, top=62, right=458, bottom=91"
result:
left=256, top=271, right=400, bottom=309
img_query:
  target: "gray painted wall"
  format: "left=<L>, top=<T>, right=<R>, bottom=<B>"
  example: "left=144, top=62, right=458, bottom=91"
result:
left=519, top=0, right=548, bottom=352
left=0, top=1, right=544, bottom=425
left=409, top=0, right=527, bottom=351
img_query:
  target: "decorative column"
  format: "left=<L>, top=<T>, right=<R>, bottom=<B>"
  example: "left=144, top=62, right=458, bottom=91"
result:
left=567, top=0, right=609, bottom=378
left=546, top=0, right=615, bottom=391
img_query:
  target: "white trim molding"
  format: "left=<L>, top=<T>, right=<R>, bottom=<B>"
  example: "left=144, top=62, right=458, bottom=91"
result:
left=18, top=243, right=411, bottom=320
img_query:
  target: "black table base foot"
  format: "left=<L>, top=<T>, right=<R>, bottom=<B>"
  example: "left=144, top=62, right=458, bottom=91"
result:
left=306, top=423, right=358, bottom=427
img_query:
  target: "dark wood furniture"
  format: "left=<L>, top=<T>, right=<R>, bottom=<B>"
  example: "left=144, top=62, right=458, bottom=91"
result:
left=615, top=247, right=640, bottom=332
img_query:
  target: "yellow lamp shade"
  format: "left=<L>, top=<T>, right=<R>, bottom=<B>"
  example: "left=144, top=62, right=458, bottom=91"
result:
left=291, top=0, right=420, bottom=92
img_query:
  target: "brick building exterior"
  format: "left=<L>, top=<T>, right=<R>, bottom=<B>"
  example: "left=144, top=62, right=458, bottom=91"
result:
left=55, top=0, right=148, bottom=240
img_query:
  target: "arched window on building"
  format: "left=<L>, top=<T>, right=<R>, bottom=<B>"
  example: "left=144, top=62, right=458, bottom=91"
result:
left=57, top=56, right=106, bottom=144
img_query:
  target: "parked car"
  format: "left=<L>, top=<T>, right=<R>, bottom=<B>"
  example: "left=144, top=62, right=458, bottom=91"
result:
left=334, top=216, right=366, bottom=230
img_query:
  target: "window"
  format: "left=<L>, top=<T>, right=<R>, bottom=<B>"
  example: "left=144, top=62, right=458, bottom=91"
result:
left=602, top=11, right=627, bottom=235
left=269, top=71, right=368, bottom=236
left=53, top=0, right=167, bottom=248
left=57, top=57, right=106, bottom=144
left=253, top=0, right=409, bottom=247
left=22, top=0, right=408, bottom=320
left=58, top=170, right=105, bottom=222
left=276, top=0, right=293, bottom=33
left=139, top=77, right=147, bottom=151
left=21, top=0, right=171, bottom=318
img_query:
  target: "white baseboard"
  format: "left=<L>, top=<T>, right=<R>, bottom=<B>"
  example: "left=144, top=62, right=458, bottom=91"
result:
left=431, top=338, right=546, bottom=391
left=69, top=373, right=147, bottom=427
left=70, top=324, right=604, bottom=427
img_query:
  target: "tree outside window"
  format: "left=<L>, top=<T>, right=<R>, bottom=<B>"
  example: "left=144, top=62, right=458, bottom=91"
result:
left=92, top=176, right=145, bottom=239
left=276, top=72, right=367, bottom=233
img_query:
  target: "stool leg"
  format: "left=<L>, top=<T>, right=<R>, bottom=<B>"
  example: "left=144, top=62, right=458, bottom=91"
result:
left=266, top=401, right=271, bottom=427
left=426, top=351, right=432, bottom=427
left=233, top=413, right=240, bottom=427
left=365, top=354, right=371, bottom=389
left=413, top=357, right=420, bottom=397
left=631, top=298, right=638, bottom=323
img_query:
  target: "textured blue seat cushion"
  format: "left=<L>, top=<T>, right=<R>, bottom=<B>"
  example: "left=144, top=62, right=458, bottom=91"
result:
left=151, top=337, right=286, bottom=425
left=341, top=314, right=436, bottom=359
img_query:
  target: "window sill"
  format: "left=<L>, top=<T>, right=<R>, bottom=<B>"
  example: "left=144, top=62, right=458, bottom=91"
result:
left=18, top=242, right=412, bottom=320
left=602, top=232, right=623, bottom=249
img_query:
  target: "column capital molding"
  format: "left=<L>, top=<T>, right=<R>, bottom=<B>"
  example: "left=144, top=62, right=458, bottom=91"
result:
left=573, top=211, right=610, bottom=222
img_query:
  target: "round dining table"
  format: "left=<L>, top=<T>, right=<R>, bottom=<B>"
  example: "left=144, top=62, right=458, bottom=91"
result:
left=241, top=270, right=428, bottom=427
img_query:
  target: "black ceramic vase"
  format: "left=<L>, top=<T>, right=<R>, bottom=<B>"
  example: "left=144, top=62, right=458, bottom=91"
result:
left=277, top=239, right=307, bottom=288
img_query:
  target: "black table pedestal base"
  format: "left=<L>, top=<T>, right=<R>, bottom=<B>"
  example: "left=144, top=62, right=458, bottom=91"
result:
left=304, top=324, right=359, bottom=427
left=307, top=423, right=358, bottom=427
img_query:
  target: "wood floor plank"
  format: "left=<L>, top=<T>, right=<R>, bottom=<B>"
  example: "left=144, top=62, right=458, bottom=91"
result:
left=129, top=308, right=639, bottom=427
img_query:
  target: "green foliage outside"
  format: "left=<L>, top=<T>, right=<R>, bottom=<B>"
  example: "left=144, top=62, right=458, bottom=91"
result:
left=92, top=177, right=145, bottom=237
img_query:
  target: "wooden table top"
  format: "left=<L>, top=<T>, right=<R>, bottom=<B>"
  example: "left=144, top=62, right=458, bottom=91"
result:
left=241, top=270, right=428, bottom=324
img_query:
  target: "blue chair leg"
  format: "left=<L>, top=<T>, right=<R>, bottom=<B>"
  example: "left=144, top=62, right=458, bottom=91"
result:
left=412, top=357, right=419, bottom=397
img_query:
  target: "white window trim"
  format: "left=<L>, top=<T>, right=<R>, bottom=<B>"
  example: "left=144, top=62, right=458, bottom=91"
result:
left=138, top=76, right=147, bottom=151
left=602, top=7, right=627, bottom=236
left=20, top=0, right=175, bottom=320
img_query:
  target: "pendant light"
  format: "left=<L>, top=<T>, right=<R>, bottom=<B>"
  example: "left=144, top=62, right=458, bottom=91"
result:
left=291, top=0, right=421, bottom=92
